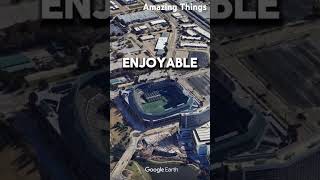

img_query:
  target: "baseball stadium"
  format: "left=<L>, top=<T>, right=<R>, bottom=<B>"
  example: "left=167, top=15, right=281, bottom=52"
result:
left=121, top=79, right=197, bottom=127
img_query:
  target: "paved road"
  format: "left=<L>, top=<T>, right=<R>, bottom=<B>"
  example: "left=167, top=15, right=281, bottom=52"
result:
left=163, top=13, right=178, bottom=58
left=111, top=131, right=142, bottom=180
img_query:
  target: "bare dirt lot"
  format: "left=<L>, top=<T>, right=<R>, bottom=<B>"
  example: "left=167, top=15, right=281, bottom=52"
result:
left=110, top=107, right=132, bottom=146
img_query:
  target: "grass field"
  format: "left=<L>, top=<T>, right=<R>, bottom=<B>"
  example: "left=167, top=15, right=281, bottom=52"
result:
left=141, top=97, right=168, bottom=114
left=137, top=82, right=189, bottom=115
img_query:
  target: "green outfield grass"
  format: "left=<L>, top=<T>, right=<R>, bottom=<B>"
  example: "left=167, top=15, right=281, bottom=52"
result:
left=141, top=97, right=168, bottom=114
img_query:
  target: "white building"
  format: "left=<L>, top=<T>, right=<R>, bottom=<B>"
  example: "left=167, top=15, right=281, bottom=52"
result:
left=110, top=1, right=119, bottom=10
left=181, top=36, right=202, bottom=40
left=155, top=37, right=169, bottom=50
left=139, top=25, right=148, bottom=30
left=133, top=26, right=142, bottom=32
left=180, top=42, right=208, bottom=48
left=150, top=0, right=167, bottom=3
left=139, top=35, right=155, bottom=41
left=193, top=27, right=210, bottom=39
left=193, top=122, right=210, bottom=156
left=181, top=24, right=198, bottom=28
left=179, top=17, right=190, bottom=23
left=172, top=12, right=183, bottom=19
left=117, top=10, right=159, bottom=25
left=150, top=19, right=167, bottom=26
left=186, top=29, right=198, bottom=36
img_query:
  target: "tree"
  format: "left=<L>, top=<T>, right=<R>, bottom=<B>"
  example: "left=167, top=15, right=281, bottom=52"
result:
left=111, top=37, right=118, bottom=42
left=115, top=52, right=125, bottom=59
left=111, top=143, right=126, bottom=159
left=127, top=43, right=133, bottom=48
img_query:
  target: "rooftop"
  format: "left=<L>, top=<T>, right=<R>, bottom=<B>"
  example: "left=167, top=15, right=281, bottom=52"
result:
left=193, top=121, right=210, bottom=143
left=117, top=10, right=158, bottom=24
left=150, top=19, right=167, bottom=25
left=155, top=37, right=169, bottom=50
left=193, top=27, right=210, bottom=39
